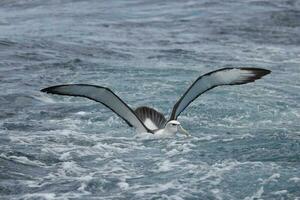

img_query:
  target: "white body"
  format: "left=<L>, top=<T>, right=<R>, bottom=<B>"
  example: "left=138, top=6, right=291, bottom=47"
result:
left=152, top=120, right=190, bottom=137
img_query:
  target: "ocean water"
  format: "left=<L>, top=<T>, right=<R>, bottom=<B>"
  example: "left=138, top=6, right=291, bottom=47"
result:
left=1, top=0, right=300, bottom=199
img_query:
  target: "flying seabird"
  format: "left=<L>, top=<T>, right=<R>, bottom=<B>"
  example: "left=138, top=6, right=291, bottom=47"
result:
left=41, top=67, right=270, bottom=136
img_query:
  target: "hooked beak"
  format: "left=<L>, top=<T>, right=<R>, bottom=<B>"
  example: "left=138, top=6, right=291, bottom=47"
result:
left=178, top=125, right=190, bottom=137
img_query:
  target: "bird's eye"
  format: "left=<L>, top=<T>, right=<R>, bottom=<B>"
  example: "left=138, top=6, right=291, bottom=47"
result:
left=171, top=124, right=177, bottom=126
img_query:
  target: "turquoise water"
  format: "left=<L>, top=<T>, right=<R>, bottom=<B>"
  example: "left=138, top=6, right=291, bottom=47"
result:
left=0, top=0, right=300, bottom=199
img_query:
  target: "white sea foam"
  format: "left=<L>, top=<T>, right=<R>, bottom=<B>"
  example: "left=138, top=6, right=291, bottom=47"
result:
left=59, top=161, right=86, bottom=176
left=75, top=111, right=88, bottom=116
left=198, top=160, right=241, bottom=185
left=0, top=153, right=45, bottom=166
left=244, top=173, right=281, bottom=200
left=21, top=193, right=56, bottom=200
left=289, top=177, right=300, bottom=183
left=117, top=181, right=129, bottom=190
left=271, top=190, right=288, bottom=195
left=77, top=175, right=93, bottom=194
left=59, top=151, right=72, bottom=161
left=133, top=181, right=177, bottom=197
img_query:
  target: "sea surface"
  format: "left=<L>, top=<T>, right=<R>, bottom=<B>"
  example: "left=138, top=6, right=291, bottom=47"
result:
left=1, top=0, right=300, bottom=199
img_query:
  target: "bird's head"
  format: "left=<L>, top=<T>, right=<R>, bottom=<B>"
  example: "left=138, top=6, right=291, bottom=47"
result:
left=165, top=120, right=190, bottom=136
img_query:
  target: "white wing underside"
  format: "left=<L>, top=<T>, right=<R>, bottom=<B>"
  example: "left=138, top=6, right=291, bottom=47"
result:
left=144, top=118, right=159, bottom=130
left=170, top=68, right=270, bottom=120
left=41, top=84, right=151, bottom=133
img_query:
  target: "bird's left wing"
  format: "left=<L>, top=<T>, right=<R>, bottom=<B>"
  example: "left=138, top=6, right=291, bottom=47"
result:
left=41, top=84, right=152, bottom=133
left=169, top=67, right=271, bottom=120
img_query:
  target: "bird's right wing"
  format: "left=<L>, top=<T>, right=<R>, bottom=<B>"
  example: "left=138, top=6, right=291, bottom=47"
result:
left=41, top=84, right=152, bottom=133
left=169, top=68, right=271, bottom=120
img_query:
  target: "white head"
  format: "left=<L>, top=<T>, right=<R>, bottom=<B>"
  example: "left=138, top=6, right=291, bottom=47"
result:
left=165, top=120, right=190, bottom=136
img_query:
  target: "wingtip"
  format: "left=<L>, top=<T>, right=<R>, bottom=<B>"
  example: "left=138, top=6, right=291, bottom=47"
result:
left=239, top=67, right=271, bottom=82
left=253, top=68, right=271, bottom=79
left=40, top=85, right=60, bottom=94
left=40, top=87, right=49, bottom=93
left=256, top=68, right=271, bottom=75
left=242, top=67, right=271, bottom=76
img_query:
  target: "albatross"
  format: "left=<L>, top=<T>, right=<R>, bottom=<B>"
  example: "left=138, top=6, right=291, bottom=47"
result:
left=41, top=67, right=270, bottom=136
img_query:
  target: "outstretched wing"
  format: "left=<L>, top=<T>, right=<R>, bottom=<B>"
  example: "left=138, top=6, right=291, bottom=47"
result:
left=169, top=67, right=271, bottom=120
left=41, top=84, right=152, bottom=133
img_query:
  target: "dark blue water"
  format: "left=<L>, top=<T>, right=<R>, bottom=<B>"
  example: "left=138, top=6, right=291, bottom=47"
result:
left=1, top=0, right=300, bottom=199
